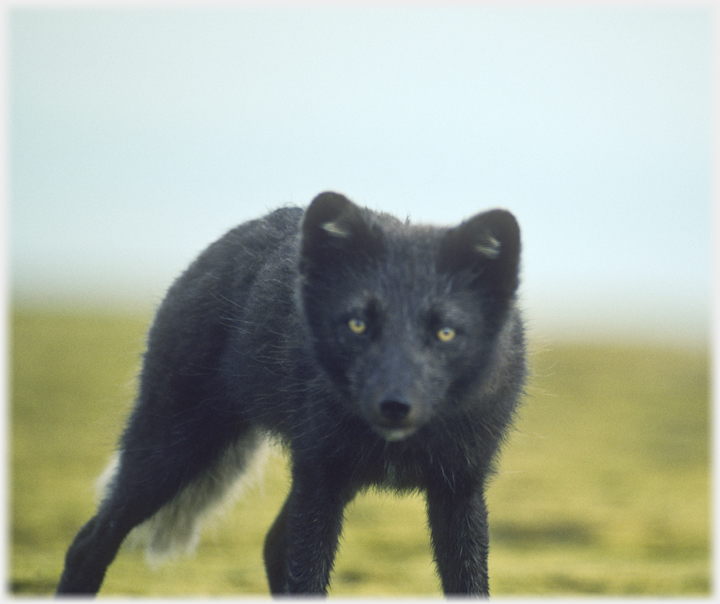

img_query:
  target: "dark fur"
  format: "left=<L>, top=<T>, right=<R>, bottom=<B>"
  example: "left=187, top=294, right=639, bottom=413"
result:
left=56, top=192, right=525, bottom=596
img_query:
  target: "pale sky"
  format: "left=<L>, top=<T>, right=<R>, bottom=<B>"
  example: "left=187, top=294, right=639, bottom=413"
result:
left=9, top=6, right=713, bottom=344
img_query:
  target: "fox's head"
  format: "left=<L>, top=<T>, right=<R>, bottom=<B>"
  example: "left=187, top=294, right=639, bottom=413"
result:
left=297, top=192, right=522, bottom=442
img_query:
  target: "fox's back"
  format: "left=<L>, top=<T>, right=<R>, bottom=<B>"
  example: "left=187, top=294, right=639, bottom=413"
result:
left=136, top=207, right=305, bottom=414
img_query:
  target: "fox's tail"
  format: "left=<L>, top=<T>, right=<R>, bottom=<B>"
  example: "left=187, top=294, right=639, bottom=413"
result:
left=96, top=429, right=271, bottom=567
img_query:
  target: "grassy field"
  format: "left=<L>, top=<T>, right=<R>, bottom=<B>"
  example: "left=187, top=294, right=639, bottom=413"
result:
left=10, top=308, right=710, bottom=596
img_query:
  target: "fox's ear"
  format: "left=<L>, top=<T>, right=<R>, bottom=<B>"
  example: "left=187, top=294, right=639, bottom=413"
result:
left=300, top=192, right=384, bottom=273
left=439, top=209, right=521, bottom=297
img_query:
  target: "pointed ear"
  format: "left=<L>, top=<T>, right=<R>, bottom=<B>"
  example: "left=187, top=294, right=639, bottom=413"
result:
left=299, top=192, right=384, bottom=275
left=439, top=209, right=521, bottom=298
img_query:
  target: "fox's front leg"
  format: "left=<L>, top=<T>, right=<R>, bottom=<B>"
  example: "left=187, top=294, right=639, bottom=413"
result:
left=426, top=480, right=491, bottom=596
left=265, top=462, right=350, bottom=595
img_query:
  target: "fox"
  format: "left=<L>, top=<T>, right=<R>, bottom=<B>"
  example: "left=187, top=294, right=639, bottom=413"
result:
left=56, top=191, right=526, bottom=597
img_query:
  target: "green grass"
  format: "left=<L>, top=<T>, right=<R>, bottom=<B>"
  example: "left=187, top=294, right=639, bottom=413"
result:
left=10, top=308, right=710, bottom=596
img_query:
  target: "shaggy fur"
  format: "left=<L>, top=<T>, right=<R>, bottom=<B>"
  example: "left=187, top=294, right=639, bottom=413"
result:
left=56, top=192, right=526, bottom=596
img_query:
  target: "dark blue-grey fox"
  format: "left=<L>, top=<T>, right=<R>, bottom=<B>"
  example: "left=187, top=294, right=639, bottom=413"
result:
left=57, top=192, right=526, bottom=597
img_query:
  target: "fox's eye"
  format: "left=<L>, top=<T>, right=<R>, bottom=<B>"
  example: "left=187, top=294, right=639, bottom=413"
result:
left=437, top=327, right=456, bottom=342
left=348, top=318, right=366, bottom=335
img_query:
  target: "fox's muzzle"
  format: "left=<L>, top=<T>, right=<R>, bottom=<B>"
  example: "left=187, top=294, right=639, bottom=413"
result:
left=368, top=393, right=427, bottom=442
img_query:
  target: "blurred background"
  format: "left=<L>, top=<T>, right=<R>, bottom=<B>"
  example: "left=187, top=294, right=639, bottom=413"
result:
left=10, top=5, right=712, bottom=344
left=9, top=5, right=712, bottom=596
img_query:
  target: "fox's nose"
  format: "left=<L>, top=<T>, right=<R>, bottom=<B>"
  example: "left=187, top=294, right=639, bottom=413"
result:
left=379, top=399, right=412, bottom=422
left=372, top=395, right=423, bottom=441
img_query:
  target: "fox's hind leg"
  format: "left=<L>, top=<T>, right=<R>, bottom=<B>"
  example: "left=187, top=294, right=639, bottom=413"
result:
left=56, top=460, right=187, bottom=595
left=56, top=406, right=262, bottom=596
left=56, top=510, right=129, bottom=594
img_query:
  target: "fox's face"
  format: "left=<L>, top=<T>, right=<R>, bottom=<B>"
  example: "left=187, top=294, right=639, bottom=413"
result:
left=298, top=192, right=521, bottom=442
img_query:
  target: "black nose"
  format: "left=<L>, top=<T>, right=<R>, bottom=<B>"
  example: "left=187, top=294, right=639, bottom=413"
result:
left=379, top=399, right=412, bottom=422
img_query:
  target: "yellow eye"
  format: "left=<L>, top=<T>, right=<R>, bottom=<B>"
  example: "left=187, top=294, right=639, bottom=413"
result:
left=437, top=327, right=456, bottom=342
left=348, top=318, right=366, bottom=335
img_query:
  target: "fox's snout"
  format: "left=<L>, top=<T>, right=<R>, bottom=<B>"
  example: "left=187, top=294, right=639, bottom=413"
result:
left=355, top=347, right=436, bottom=442
left=366, top=392, right=428, bottom=442
left=378, top=398, right=412, bottom=422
